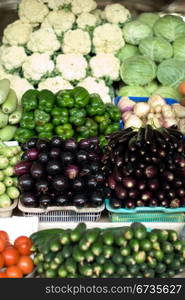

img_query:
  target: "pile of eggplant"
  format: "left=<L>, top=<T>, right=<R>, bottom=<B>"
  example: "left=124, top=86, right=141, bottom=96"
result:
left=15, top=137, right=107, bottom=209
left=102, top=126, right=185, bottom=209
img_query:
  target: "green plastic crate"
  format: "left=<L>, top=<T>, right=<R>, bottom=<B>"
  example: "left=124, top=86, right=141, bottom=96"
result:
left=106, top=199, right=185, bottom=223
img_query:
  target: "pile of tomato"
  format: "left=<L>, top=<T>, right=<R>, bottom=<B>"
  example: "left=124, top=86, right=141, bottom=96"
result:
left=0, top=230, right=34, bottom=278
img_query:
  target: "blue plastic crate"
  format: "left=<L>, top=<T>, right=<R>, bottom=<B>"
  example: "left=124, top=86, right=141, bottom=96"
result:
left=115, top=96, right=178, bottom=129
left=105, top=199, right=185, bottom=223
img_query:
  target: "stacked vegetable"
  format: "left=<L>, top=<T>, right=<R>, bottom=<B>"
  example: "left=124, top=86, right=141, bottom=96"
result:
left=0, top=230, right=34, bottom=278
left=31, top=223, right=185, bottom=278
left=0, top=0, right=131, bottom=102
left=118, top=95, right=185, bottom=134
left=14, top=87, right=120, bottom=145
left=0, top=79, right=22, bottom=141
left=0, top=143, right=21, bottom=209
left=102, top=126, right=185, bottom=209
left=118, top=14, right=185, bottom=100
left=15, top=136, right=107, bottom=209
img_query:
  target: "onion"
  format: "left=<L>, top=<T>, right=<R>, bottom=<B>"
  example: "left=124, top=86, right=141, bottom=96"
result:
left=65, top=165, right=79, bottom=180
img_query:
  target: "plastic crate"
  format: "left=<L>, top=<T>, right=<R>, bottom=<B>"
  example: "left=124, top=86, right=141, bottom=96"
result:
left=0, top=199, right=18, bottom=218
left=114, top=96, right=178, bottom=128
left=18, top=200, right=105, bottom=223
left=106, top=199, right=185, bottom=223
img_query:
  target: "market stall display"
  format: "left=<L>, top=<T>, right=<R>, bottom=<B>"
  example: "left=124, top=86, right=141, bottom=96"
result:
left=116, top=95, right=185, bottom=134
left=31, top=222, right=185, bottom=278
left=0, top=230, right=34, bottom=278
left=14, top=87, right=120, bottom=144
left=102, top=126, right=185, bottom=209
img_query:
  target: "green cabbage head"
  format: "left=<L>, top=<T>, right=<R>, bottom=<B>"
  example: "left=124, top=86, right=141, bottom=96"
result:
left=157, top=58, right=185, bottom=88
left=138, top=13, right=160, bottom=28
left=173, top=37, right=185, bottom=61
left=117, top=44, right=140, bottom=63
left=122, top=20, right=153, bottom=45
left=120, top=55, right=157, bottom=86
left=153, top=15, right=185, bottom=42
left=139, top=37, right=173, bottom=63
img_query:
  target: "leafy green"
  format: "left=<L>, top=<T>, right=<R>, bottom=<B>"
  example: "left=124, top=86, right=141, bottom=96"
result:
left=122, top=20, right=153, bottom=45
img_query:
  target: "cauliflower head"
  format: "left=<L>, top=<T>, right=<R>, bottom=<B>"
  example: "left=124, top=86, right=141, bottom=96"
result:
left=38, top=76, right=73, bottom=93
left=42, top=10, right=75, bottom=36
left=77, top=13, right=99, bottom=30
left=18, top=0, right=49, bottom=27
left=56, top=54, right=88, bottom=81
left=92, top=9, right=105, bottom=22
left=46, top=0, right=72, bottom=10
left=104, top=4, right=131, bottom=25
left=62, top=29, right=91, bottom=55
left=27, top=28, right=60, bottom=54
left=22, top=53, right=55, bottom=82
left=3, top=20, right=32, bottom=46
left=90, top=53, right=120, bottom=81
left=72, top=0, right=97, bottom=15
left=78, top=76, right=111, bottom=103
left=93, top=23, right=125, bottom=54
left=9, top=75, right=34, bottom=103
left=0, top=46, right=27, bottom=72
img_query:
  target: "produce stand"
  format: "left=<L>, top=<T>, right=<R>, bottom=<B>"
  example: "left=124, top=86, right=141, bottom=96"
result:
left=0, top=0, right=185, bottom=281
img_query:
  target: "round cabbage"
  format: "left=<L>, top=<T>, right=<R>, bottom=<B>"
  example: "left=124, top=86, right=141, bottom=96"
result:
left=144, top=80, right=159, bottom=95
left=173, top=37, right=185, bottom=61
left=152, top=86, right=181, bottom=101
left=138, top=13, right=160, bottom=28
left=118, top=85, right=150, bottom=97
left=122, top=20, right=153, bottom=45
left=157, top=58, right=185, bottom=88
left=139, top=37, right=173, bottom=63
left=117, top=44, right=140, bottom=63
left=153, top=15, right=185, bottom=42
left=120, top=55, right=157, bottom=86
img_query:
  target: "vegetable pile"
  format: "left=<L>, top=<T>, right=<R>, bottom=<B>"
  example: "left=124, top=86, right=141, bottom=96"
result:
left=118, top=14, right=185, bottom=100
left=0, top=143, right=21, bottom=209
left=14, top=87, right=120, bottom=145
left=102, top=126, right=185, bottom=209
left=0, top=230, right=34, bottom=278
left=16, top=136, right=107, bottom=209
left=0, top=79, right=22, bottom=141
left=31, top=223, right=185, bottom=278
left=0, top=0, right=131, bottom=103
left=118, top=95, right=185, bottom=134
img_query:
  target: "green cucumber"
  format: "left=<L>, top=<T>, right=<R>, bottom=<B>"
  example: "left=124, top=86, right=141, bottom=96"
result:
left=0, top=79, right=10, bottom=104
left=45, top=269, right=57, bottom=278
left=93, top=263, right=103, bottom=277
left=79, top=263, right=93, bottom=277
left=164, top=253, right=174, bottom=265
left=50, top=261, right=59, bottom=271
left=139, top=263, right=148, bottom=272
left=37, top=262, right=44, bottom=274
left=114, top=232, right=127, bottom=247
left=128, top=265, right=140, bottom=275
left=102, top=230, right=114, bottom=246
left=91, top=240, right=103, bottom=256
left=117, top=265, right=127, bottom=276
left=84, top=249, right=95, bottom=263
left=133, top=251, right=146, bottom=264
left=70, top=223, right=86, bottom=242
left=161, top=241, right=174, bottom=253
left=50, top=238, right=62, bottom=252
left=173, top=240, right=183, bottom=252
left=124, top=256, right=136, bottom=266
left=96, top=255, right=106, bottom=265
left=129, top=239, right=140, bottom=252
left=58, top=266, right=68, bottom=278
left=2, top=89, right=17, bottom=114
left=122, top=227, right=134, bottom=240
left=54, top=252, right=64, bottom=265
left=65, top=258, right=77, bottom=275
left=112, top=251, right=124, bottom=265
left=148, top=231, right=158, bottom=243
left=131, top=223, right=147, bottom=240
left=61, top=245, right=72, bottom=259
left=154, top=249, right=164, bottom=261
left=147, top=256, right=157, bottom=269
left=59, top=229, right=71, bottom=245
left=103, top=245, right=114, bottom=259
left=168, top=230, right=178, bottom=242
left=103, top=262, right=115, bottom=276
left=44, top=252, right=56, bottom=263
left=166, top=269, right=175, bottom=277
left=140, top=239, right=152, bottom=252
left=120, top=246, right=131, bottom=257
left=155, top=263, right=166, bottom=274
left=169, top=259, right=181, bottom=271
left=72, top=245, right=85, bottom=263
left=143, top=269, right=155, bottom=278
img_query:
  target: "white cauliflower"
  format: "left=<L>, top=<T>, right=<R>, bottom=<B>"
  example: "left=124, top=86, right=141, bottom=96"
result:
left=38, top=76, right=73, bottom=93
left=62, top=29, right=91, bottom=55
left=9, top=75, right=34, bottom=104
left=42, top=10, right=75, bottom=36
left=90, top=53, right=120, bottom=81
left=72, top=0, right=97, bottom=15
left=22, top=53, right=55, bottom=82
left=78, top=76, right=111, bottom=103
left=104, top=4, right=131, bottom=25
left=76, top=13, right=98, bottom=30
left=0, top=46, right=27, bottom=71
left=56, top=54, right=88, bottom=81
left=2, top=20, right=32, bottom=46
left=93, top=23, right=125, bottom=54
left=27, top=28, right=60, bottom=54
left=18, top=0, right=49, bottom=27
left=44, top=0, right=72, bottom=10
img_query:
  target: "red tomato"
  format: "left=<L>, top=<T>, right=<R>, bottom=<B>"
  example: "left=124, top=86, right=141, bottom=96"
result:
left=0, top=272, right=8, bottom=278
left=17, top=256, right=34, bottom=275
left=0, top=253, right=4, bottom=268
left=0, top=231, right=9, bottom=242
left=3, top=247, right=20, bottom=266
left=14, top=236, right=33, bottom=256
left=0, top=237, right=6, bottom=252
left=6, top=266, right=23, bottom=278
